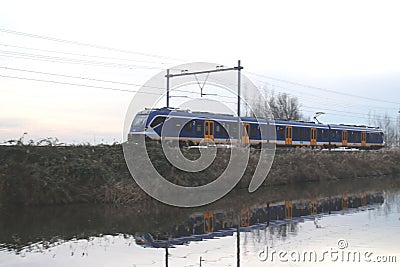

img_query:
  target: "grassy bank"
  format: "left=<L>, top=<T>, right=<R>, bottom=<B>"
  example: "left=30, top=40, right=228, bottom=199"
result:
left=0, top=144, right=399, bottom=206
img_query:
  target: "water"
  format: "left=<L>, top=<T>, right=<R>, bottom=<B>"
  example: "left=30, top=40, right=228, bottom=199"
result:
left=0, top=177, right=399, bottom=266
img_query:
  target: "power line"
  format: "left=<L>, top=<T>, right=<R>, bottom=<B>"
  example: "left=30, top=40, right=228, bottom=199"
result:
left=0, top=70, right=232, bottom=98
left=0, top=50, right=167, bottom=70
left=0, top=28, right=185, bottom=62
left=2, top=73, right=398, bottom=124
left=0, top=74, right=158, bottom=94
left=246, top=74, right=400, bottom=114
left=245, top=71, right=400, bottom=105
left=3, top=66, right=396, bottom=122
left=1, top=64, right=395, bottom=117
left=0, top=66, right=232, bottom=97
left=0, top=43, right=174, bottom=65
left=0, top=66, right=165, bottom=88
left=211, top=73, right=400, bottom=115
left=2, top=28, right=397, bottom=107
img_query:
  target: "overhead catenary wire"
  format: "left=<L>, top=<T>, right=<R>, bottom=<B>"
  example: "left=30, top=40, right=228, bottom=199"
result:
left=0, top=74, right=156, bottom=95
left=0, top=43, right=174, bottom=65
left=0, top=66, right=235, bottom=96
left=0, top=28, right=185, bottom=62
left=1, top=27, right=398, bottom=106
left=1, top=73, right=398, bottom=124
left=0, top=50, right=170, bottom=70
left=1, top=28, right=399, bottom=124
left=205, top=73, right=400, bottom=114
left=1, top=66, right=398, bottom=122
left=245, top=71, right=400, bottom=106
left=1, top=62, right=397, bottom=122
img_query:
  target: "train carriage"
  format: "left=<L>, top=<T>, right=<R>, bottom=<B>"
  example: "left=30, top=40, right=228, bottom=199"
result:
left=128, top=107, right=384, bottom=149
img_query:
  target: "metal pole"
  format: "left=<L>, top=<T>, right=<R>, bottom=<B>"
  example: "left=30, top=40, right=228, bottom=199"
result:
left=165, top=245, right=168, bottom=267
left=166, top=69, right=170, bottom=108
left=237, top=218, right=240, bottom=267
left=237, top=60, right=241, bottom=144
left=237, top=60, right=241, bottom=117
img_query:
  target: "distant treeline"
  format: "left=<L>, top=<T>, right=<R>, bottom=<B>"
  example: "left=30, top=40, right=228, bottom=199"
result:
left=0, top=144, right=399, bottom=206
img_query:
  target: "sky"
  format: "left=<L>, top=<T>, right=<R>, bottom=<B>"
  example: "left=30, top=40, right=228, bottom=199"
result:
left=1, top=0, right=400, bottom=144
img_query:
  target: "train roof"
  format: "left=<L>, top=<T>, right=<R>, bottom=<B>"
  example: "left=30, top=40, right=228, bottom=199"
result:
left=140, top=108, right=382, bottom=133
left=274, top=120, right=382, bottom=132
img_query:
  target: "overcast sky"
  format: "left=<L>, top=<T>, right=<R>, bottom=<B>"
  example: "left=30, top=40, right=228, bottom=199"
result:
left=1, top=0, right=399, bottom=143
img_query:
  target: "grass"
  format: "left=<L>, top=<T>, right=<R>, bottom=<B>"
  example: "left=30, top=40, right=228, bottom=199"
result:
left=0, top=142, right=399, bottom=206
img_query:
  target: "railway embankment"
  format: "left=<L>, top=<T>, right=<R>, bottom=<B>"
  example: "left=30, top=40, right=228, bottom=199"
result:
left=0, top=144, right=399, bottom=206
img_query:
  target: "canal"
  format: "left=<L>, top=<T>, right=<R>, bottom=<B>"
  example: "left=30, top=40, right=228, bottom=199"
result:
left=0, top=176, right=399, bottom=266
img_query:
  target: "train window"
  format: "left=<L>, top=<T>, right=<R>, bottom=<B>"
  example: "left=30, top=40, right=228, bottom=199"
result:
left=195, top=121, right=202, bottom=134
left=150, top=116, right=166, bottom=128
left=337, top=131, right=342, bottom=140
left=216, top=124, right=221, bottom=134
left=277, top=127, right=285, bottom=140
left=292, top=127, right=299, bottom=139
left=351, top=132, right=357, bottom=143
left=260, top=124, right=267, bottom=139
left=225, top=123, right=231, bottom=137
left=323, top=130, right=328, bottom=139
left=230, top=124, right=238, bottom=137
left=348, top=131, right=353, bottom=142
left=356, top=132, right=361, bottom=142
left=250, top=124, right=258, bottom=138
left=183, top=120, right=194, bottom=132
left=304, top=128, right=310, bottom=140
left=174, top=121, right=182, bottom=131
left=299, top=128, right=305, bottom=140
left=332, top=131, right=336, bottom=139
left=216, top=123, right=228, bottom=137
left=317, top=129, right=322, bottom=140
left=349, top=131, right=356, bottom=142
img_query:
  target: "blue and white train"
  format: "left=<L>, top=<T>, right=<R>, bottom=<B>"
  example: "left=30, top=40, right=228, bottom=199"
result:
left=128, top=107, right=385, bottom=149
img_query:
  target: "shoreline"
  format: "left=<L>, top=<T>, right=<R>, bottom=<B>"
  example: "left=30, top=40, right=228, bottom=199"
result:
left=0, top=144, right=399, bottom=206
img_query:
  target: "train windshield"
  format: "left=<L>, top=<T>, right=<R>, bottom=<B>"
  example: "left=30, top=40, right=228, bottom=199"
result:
left=131, top=114, right=148, bottom=131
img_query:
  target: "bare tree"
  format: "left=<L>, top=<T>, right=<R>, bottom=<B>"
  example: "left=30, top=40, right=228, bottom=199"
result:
left=269, top=92, right=302, bottom=120
left=244, top=87, right=303, bottom=121
left=368, top=112, right=398, bottom=147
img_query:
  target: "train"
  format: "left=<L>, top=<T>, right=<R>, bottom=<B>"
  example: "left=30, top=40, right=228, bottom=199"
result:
left=135, top=192, right=384, bottom=248
left=128, top=107, right=385, bottom=149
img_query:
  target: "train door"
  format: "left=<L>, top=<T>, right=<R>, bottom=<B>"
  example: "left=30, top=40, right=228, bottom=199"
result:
left=310, top=128, right=317, bottom=146
left=342, top=194, right=348, bottom=210
left=285, top=200, right=292, bottom=219
left=285, top=126, right=292, bottom=145
left=361, top=131, right=366, bottom=147
left=342, top=130, right=348, bottom=146
left=204, top=120, right=214, bottom=142
left=361, top=192, right=367, bottom=206
left=241, top=207, right=250, bottom=227
left=203, top=211, right=214, bottom=233
left=242, top=123, right=250, bottom=144
left=311, top=198, right=317, bottom=215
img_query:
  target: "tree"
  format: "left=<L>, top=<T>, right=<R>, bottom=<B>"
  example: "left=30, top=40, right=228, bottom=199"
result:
left=368, top=112, right=398, bottom=147
left=269, top=92, right=302, bottom=120
left=244, top=88, right=303, bottom=121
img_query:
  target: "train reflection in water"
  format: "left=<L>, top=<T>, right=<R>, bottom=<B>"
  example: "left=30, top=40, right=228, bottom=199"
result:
left=135, top=192, right=384, bottom=248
